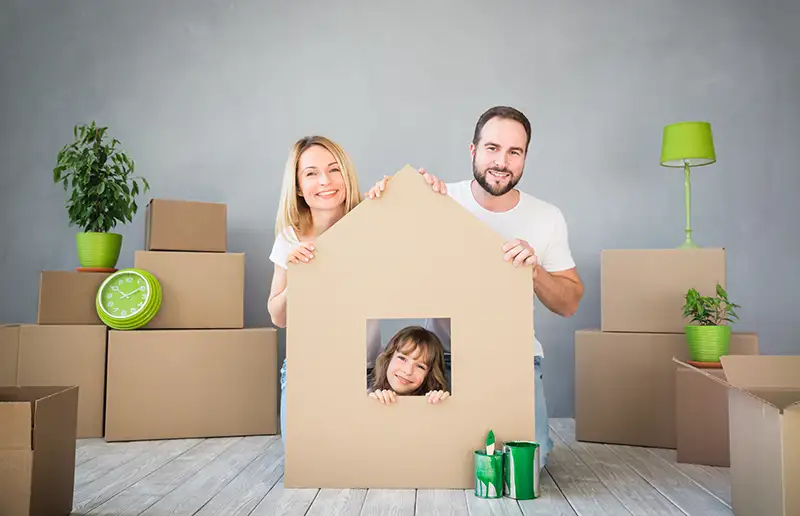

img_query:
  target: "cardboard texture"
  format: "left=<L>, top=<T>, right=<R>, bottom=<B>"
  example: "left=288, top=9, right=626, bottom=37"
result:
left=133, top=250, right=244, bottom=329
left=574, top=329, right=758, bottom=448
left=37, top=270, right=111, bottom=325
left=674, top=356, right=800, bottom=516
left=0, top=386, right=79, bottom=516
left=0, top=324, right=107, bottom=438
left=601, top=248, right=726, bottom=333
left=285, top=165, right=536, bottom=489
left=104, top=328, right=278, bottom=442
left=145, top=198, right=227, bottom=252
left=676, top=368, right=731, bottom=466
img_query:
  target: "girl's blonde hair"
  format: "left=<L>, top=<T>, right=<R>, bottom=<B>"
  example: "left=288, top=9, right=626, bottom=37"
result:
left=369, top=326, right=448, bottom=395
left=274, top=135, right=363, bottom=238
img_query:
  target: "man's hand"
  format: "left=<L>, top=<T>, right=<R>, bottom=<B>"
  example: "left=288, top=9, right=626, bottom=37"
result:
left=502, top=239, right=538, bottom=268
left=426, top=390, right=450, bottom=404
left=365, top=168, right=448, bottom=199
left=369, top=389, right=397, bottom=404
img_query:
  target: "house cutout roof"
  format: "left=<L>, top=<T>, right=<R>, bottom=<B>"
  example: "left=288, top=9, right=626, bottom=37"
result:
left=285, top=164, right=536, bottom=489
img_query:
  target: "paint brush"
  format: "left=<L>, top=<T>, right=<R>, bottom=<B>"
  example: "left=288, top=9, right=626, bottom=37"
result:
left=485, top=430, right=495, bottom=455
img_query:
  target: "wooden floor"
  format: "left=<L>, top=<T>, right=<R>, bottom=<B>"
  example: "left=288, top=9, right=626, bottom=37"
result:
left=70, top=418, right=733, bottom=516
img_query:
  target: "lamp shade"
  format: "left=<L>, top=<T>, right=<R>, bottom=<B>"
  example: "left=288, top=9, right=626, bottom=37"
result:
left=660, top=121, right=716, bottom=167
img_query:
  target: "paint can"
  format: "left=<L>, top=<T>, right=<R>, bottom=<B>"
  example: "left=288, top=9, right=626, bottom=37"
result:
left=473, top=450, right=504, bottom=499
left=503, top=441, right=540, bottom=500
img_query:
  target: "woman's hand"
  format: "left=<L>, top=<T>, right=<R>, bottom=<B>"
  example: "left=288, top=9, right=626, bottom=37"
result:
left=366, top=168, right=448, bottom=199
left=426, top=390, right=450, bottom=404
left=287, top=242, right=316, bottom=264
left=369, top=389, right=397, bottom=404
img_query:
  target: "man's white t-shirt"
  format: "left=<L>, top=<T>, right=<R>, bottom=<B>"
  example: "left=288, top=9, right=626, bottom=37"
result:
left=269, top=227, right=384, bottom=367
left=424, top=180, right=576, bottom=357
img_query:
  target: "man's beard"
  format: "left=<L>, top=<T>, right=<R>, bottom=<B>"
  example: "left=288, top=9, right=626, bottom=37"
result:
left=473, top=158, right=520, bottom=196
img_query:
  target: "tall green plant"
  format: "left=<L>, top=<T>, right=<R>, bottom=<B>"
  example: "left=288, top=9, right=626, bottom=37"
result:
left=53, top=121, right=150, bottom=233
left=682, top=283, right=740, bottom=326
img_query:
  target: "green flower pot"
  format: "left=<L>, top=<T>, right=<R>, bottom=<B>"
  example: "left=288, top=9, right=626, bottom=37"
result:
left=76, top=232, right=123, bottom=269
left=685, top=325, right=731, bottom=362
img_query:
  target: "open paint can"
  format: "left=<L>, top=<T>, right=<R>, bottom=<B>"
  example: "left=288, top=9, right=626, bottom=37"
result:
left=503, top=441, right=540, bottom=500
left=473, top=450, right=504, bottom=498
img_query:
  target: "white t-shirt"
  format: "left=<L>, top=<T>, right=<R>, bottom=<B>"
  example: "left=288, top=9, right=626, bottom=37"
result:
left=269, top=227, right=384, bottom=367
left=424, top=180, right=576, bottom=357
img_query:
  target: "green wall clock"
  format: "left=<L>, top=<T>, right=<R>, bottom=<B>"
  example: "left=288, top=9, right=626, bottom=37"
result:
left=96, top=268, right=162, bottom=330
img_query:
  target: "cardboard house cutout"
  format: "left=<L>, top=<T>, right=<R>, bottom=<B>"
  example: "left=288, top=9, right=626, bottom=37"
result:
left=285, top=165, right=536, bottom=489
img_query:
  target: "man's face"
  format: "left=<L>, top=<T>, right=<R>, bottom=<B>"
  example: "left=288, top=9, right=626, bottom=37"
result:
left=470, top=117, right=528, bottom=196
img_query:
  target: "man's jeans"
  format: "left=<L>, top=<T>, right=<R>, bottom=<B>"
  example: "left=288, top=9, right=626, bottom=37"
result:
left=534, top=355, right=553, bottom=468
left=280, top=356, right=552, bottom=468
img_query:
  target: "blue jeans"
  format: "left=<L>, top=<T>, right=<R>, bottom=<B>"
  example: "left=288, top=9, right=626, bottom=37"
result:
left=279, top=356, right=552, bottom=467
left=534, top=355, right=553, bottom=468
left=280, top=358, right=287, bottom=447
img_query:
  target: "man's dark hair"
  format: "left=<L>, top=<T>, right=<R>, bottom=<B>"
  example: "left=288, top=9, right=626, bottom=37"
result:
left=471, top=106, right=532, bottom=152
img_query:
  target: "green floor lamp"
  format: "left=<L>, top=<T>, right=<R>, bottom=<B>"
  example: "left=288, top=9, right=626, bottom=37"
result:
left=660, top=121, right=716, bottom=249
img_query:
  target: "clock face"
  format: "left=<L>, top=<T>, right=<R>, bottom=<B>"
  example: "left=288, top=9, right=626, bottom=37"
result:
left=98, top=271, right=150, bottom=319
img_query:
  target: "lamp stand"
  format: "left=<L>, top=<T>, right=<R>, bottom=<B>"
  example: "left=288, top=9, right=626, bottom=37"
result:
left=679, top=162, right=701, bottom=249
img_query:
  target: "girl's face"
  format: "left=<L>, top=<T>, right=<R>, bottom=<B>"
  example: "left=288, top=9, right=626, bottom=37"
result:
left=386, top=343, right=430, bottom=394
left=296, top=145, right=347, bottom=212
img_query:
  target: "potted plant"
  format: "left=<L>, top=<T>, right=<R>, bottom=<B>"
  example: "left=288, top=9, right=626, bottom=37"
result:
left=53, top=121, right=150, bottom=270
left=682, top=283, right=740, bottom=363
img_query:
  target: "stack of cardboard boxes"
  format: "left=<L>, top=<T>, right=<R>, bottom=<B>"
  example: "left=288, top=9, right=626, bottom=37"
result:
left=1, top=198, right=277, bottom=444
left=574, top=248, right=759, bottom=466
left=104, top=198, right=278, bottom=441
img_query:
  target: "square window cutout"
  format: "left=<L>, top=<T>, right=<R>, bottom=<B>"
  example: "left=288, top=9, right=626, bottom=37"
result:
left=366, top=317, right=451, bottom=397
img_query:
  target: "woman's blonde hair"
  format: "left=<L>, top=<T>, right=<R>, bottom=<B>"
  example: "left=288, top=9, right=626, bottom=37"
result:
left=274, top=135, right=362, bottom=238
left=369, top=326, right=448, bottom=395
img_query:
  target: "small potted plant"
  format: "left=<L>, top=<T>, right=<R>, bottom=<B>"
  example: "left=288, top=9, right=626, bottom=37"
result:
left=53, top=121, right=150, bottom=271
left=682, top=283, right=740, bottom=363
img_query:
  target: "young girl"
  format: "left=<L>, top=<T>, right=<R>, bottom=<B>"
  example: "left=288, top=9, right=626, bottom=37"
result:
left=267, top=135, right=380, bottom=445
left=368, top=325, right=451, bottom=405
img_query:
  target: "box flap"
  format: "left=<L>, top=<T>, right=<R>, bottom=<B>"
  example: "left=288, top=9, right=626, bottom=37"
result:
left=0, top=390, right=33, bottom=449
left=674, top=357, right=800, bottom=413
left=719, top=355, right=800, bottom=389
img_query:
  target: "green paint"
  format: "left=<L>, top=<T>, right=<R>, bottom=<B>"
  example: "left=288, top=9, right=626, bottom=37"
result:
left=473, top=450, right=503, bottom=499
left=485, top=430, right=495, bottom=454
left=503, top=441, right=540, bottom=500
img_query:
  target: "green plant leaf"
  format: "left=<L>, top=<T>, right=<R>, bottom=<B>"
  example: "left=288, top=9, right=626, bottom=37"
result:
left=53, top=121, right=150, bottom=232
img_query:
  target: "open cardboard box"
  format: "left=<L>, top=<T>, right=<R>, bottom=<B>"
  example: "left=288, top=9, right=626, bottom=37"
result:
left=0, top=385, right=79, bottom=516
left=285, top=165, right=536, bottom=489
left=674, top=355, right=800, bottom=515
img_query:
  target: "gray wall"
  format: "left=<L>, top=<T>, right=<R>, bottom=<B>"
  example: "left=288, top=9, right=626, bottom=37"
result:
left=2, top=0, right=798, bottom=418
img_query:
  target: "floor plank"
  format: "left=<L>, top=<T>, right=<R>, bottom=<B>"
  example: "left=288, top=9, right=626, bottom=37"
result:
left=359, top=488, right=416, bottom=516
left=607, top=444, right=733, bottom=516
left=193, top=437, right=283, bottom=516
left=415, top=490, right=469, bottom=516
left=249, top=476, right=319, bottom=516
left=545, top=428, right=633, bottom=515
left=550, top=419, right=686, bottom=515
left=303, top=488, right=368, bottom=516
left=69, top=420, right=735, bottom=516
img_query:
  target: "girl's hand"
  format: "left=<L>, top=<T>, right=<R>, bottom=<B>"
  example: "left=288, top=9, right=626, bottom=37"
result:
left=366, top=175, right=391, bottom=199
left=369, top=389, right=397, bottom=404
left=287, top=242, right=316, bottom=264
left=426, top=390, right=450, bottom=404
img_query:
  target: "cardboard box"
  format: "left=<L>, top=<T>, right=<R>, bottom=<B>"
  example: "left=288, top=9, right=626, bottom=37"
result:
left=601, top=248, right=726, bottom=333
left=285, top=166, right=536, bottom=489
left=676, top=368, right=731, bottom=466
left=0, top=386, right=79, bottom=516
left=133, top=251, right=244, bottom=329
left=675, top=356, right=800, bottom=516
left=575, top=329, right=758, bottom=448
left=37, top=270, right=110, bottom=325
left=145, top=198, right=227, bottom=252
left=104, top=328, right=278, bottom=442
left=0, top=325, right=107, bottom=438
